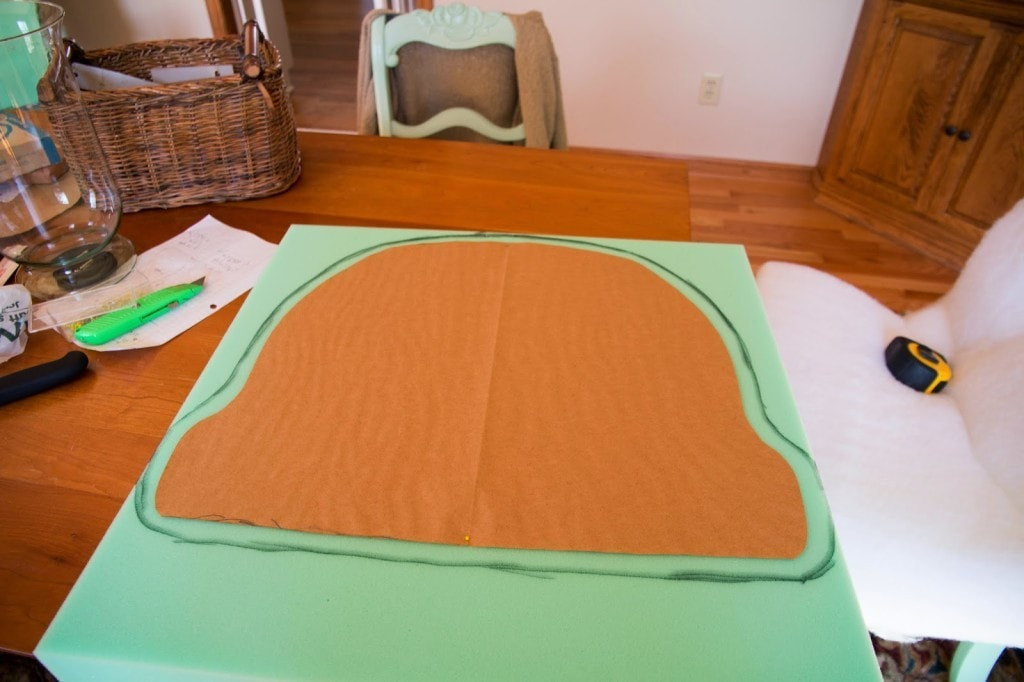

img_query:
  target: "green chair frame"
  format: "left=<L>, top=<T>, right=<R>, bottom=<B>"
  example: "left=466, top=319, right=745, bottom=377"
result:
left=950, top=642, right=1006, bottom=682
left=369, top=3, right=525, bottom=142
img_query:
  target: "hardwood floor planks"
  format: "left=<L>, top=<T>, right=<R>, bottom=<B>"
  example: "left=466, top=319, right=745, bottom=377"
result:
left=686, top=159, right=958, bottom=313
left=282, top=0, right=367, bottom=130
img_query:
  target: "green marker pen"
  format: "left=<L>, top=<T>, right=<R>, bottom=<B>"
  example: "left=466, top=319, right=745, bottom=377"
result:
left=74, top=277, right=206, bottom=346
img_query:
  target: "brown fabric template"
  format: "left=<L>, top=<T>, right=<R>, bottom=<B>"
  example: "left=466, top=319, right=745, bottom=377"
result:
left=156, top=242, right=807, bottom=559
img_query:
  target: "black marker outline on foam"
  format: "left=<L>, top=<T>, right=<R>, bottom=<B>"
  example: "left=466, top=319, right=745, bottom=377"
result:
left=135, top=232, right=835, bottom=584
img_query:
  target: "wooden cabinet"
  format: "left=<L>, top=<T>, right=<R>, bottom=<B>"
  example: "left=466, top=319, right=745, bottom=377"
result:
left=815, top=0, right=1024, bottom=268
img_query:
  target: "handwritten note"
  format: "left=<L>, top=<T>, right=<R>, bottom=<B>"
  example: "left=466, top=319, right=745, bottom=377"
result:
left=72, top=215, right=276, bottom=351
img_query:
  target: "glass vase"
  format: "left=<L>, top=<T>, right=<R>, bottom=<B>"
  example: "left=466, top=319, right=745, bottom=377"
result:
left=0, top=0, right=134, bottom=300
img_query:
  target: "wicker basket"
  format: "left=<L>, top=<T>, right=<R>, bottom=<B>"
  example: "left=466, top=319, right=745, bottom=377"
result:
left=44, top=22, right=300, bottom=213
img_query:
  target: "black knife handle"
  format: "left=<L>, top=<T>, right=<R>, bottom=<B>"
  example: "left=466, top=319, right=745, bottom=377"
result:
left=0, top=351, right=89, bottom=406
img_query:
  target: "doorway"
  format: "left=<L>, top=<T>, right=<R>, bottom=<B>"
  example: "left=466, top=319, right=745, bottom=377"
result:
left=281, top=0, right=373, bottom=131
left=216, top=0, right=434, bottom=131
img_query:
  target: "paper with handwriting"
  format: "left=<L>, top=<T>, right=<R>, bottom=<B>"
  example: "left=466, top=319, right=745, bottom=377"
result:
left=71, top=215, right=276, bottom=351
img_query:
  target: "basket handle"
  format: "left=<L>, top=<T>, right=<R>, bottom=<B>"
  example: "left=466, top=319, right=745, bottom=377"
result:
left=241, top=20, right=264, bottom=81
left=36, top=40, right=85, bottom=103
left=63, top=39, right=92, bottom=66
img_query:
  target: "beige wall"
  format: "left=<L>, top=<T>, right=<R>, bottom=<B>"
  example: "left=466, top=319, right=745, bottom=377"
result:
left=59, top=0, right=213, bottom=49
left=476, top=0, right=863, bottom=165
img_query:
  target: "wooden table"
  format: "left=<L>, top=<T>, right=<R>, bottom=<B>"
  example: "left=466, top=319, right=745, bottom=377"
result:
left=0, top=131, right=691, bottom=655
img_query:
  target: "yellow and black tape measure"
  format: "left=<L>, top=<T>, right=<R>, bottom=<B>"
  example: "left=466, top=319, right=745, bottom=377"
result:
left=884, top=336, right=952, bottom=394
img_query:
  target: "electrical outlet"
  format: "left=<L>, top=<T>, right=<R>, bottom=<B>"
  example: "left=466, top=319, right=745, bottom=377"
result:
left=699, top=73, right=723, bottom=105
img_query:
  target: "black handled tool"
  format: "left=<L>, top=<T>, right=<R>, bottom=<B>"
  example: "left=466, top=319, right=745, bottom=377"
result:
left=0, top=351, right=89, bottom=406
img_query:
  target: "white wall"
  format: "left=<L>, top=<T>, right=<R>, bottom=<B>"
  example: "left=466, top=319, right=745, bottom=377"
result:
left=475, top=0, right=864, bottom=165
left=59, top=0, right=213, bottom=49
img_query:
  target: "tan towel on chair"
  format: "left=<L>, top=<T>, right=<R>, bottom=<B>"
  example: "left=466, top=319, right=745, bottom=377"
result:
left=356, top=8, right=568, bottom=149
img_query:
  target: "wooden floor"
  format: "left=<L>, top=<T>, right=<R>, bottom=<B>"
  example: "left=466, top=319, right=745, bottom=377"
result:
left=685, top=159, right=957, bottom=313
left=282, top=0, right=368, bottom=132
left=282, top=1, right=959, bottom=314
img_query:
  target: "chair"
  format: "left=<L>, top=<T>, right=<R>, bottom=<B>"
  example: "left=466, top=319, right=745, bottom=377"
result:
left=754, top=199, right=1024, bottom=682
left=357, top=3, right=567, bottom=148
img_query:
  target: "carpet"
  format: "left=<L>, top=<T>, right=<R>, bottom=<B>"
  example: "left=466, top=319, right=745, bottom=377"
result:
left=874, top=637, right=1024, bottom=682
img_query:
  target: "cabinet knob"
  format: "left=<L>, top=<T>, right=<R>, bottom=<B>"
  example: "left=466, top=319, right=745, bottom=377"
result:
left=957, top=129, right=971, bottom=141
left=944, top=125, right=958, bottom=136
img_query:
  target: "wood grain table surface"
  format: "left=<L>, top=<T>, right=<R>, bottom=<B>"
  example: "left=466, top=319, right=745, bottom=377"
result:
left=0, top=131, right=690, bottom=654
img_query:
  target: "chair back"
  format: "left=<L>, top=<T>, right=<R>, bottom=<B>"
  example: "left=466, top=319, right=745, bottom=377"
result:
left=940, top=198, right=1024, bottom=512
left=370, top=4, right=526, bottom=142
left=942, top=197, right=1024, bottom=351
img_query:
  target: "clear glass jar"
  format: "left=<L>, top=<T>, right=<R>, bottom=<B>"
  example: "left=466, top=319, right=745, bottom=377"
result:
left=0, top=0, right=134, bottom=299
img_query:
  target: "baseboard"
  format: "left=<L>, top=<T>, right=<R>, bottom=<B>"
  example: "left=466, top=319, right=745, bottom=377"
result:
left=567, top=146, right=814, bottom=179
left=811, top=174, right=976, bottom=270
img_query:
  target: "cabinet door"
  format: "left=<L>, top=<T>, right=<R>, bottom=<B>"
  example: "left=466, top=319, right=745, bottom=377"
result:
left=933, top=30, right=1024, bottom=229
left=835, top=4, right=1000, bottom=213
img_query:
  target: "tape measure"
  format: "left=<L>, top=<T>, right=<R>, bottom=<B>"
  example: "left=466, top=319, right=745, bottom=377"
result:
left=884, top=336, right=952, bottom=394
